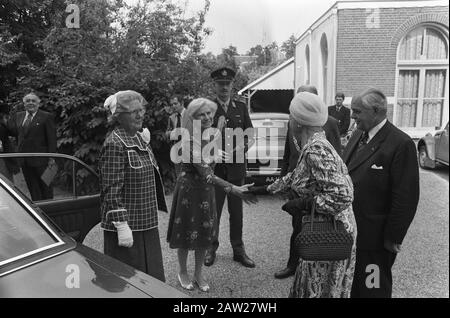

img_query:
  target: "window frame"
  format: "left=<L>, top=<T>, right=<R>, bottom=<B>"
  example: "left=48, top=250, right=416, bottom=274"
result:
left=394, top=24, right=449, bottom=130
left=0, top=177, right=65, bottom=268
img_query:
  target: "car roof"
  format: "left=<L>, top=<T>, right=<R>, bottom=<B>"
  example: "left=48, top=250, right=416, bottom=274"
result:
left=250, top=112, right=289, bottom=120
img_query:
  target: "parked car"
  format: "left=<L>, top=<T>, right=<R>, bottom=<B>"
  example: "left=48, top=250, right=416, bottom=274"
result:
left=0, top=153, right=187, bottom=298
left=417, top=122, right=449, bottom=169
left=245, top=112, right=289, bottom=185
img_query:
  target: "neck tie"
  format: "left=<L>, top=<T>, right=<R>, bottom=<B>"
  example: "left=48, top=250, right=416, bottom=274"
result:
left=221, top=102, right=228, bottom=114
left=23, top=112, right=33, bottom=129
left=356, top=132, right=369, bottom=153
left=176, top=113, right=181, bottom=128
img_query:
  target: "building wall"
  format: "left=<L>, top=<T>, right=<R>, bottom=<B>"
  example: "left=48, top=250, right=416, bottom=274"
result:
left=294, top=3, right=449, bottom=136
left=336, top=6, right=448, bottom=97
left=295, top=11, right=338, bottom=105
left=336, top=6, right=449, bottom=135
left=294, top=36, right=309, bottom=90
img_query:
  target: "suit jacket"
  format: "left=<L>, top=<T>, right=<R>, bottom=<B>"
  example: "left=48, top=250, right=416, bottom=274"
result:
left=0, top=122, right=12, bottom=153
left=328, top=105, right=351, bottom=136
left=342, top=121, right=419, bottom=250
left=8, top=110, right=57, bottom=167
left=280, top=116, right=341, bottom=176
left=0, top=121, right=19, bottom=174
left=165, top=112, right=183, bottom=142
left=213, top=98, right=253, bottom=181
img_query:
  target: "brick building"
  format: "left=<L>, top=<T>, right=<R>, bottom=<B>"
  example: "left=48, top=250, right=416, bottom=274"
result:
left=294, top=0, right=449, bottom=137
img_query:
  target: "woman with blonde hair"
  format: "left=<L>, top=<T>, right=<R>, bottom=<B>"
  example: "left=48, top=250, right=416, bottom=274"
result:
left=167, top=98, right=257, bottom=292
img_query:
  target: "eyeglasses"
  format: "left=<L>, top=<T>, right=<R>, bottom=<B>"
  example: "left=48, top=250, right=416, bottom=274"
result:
left=122, top=109, right=146, bottom=117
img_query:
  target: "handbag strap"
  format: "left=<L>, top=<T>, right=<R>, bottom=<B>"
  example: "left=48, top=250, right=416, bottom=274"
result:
left=308, top=200, right=337, bottom=231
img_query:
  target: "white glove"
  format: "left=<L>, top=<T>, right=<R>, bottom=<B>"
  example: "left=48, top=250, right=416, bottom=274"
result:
left=114, top=222, right=133, bottom=248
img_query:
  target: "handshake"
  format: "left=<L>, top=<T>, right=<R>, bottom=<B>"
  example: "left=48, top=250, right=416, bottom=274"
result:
left=243, top=185, right=270, bottom=195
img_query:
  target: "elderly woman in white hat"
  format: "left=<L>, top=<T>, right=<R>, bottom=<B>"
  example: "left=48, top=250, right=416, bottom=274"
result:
left=262, top=91, right=357, bottom=298
left=99, top=90, right=167, bottom=282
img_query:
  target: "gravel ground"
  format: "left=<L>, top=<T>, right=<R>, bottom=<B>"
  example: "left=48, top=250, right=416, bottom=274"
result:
left=84, top=166, right=449, bottom=298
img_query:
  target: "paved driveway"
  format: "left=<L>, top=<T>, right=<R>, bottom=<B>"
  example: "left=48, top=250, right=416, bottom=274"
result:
left=84, top=166, right=449, bottom=298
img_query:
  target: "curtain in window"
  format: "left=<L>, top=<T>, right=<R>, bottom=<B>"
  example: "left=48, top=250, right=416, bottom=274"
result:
left=399, top=27, right=423, bottom=60
left=425, top=29, right=448, bottom=60
left=396, top=70, right=419, bottom=127
left=422, top=70, right=446, bottom=127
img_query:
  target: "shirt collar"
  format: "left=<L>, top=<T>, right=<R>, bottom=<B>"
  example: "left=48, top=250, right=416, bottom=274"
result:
left=113, top=127, right=147, bottom=151
left=27, top=110, right=37, bottom=118
left=217, top=98, right=230, bottom=107
left=368, top=118, right=387, bottom=142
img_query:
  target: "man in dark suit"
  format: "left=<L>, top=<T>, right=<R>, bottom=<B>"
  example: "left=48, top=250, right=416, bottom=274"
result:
left=165, top=94, right=185, bottom=177
left=343, top=88, right=419, bottom=298
left=328, top=92, right=350, bottom=136
left=165, top=94, right=185, bottom=141
left=275, top=84, right=342, bottom=279
left=8, top=92, right=57, bottom=201
left=0, top=108, right=19, bottom=181
left=204, top=67, right=256, bottom=268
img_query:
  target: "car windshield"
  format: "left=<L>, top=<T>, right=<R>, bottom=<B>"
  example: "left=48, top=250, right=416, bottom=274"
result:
left=0, top=181, right=61, bottom=265
left=252, top=120, right=288, bottom=140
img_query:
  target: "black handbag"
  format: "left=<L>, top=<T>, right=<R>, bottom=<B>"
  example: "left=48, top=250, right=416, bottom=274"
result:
left=294, top=201, right=353, bottom=261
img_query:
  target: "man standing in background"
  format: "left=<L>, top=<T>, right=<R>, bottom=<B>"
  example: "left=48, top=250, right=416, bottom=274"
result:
left=7, top=92, right=56, bottom=201
left=166, top=94, right=186, bottom=177
left=328, top=92, right=350, bottom=137
left=204, top=67, right=256, bottom=268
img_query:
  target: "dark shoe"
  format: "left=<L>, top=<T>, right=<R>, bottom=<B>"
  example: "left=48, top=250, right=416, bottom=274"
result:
left=233, top=253, right=256, bottom=268
left=204, top=250, right=216, bottom=267
left=274, top=267, right=295, bottom=279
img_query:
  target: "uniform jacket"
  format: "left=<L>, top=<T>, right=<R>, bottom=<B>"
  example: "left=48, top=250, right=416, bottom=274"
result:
left=328, top=105, right=351, bottom=136
left=213, top=99, right=254, bottom=181
left=7, top=109, right=57, bottom=167
left=342, top=121, right=419, bottom=250
left=99, top=127, right=168, bottom=232
left=280, top=116, right=341, bottom=176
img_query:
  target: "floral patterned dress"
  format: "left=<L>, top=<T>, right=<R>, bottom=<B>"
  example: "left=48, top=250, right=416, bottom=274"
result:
left=268, top=132, right=357, bottom=298
left=167, top=141, right=233, bottom=250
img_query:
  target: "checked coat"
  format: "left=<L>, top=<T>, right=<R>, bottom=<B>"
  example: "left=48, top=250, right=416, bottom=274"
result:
left=99, top=127, right=167, bottom=232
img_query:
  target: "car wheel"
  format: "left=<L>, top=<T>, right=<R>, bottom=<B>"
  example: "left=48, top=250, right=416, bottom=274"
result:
left=418, top=146, right=431, bottom=169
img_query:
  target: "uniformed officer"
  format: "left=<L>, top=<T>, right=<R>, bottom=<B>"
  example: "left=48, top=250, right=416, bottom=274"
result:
left=204, top=67, right=256, bottom=268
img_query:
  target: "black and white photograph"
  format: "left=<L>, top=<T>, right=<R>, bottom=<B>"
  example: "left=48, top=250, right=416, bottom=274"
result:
left=0, top=0, right=448, bottom=301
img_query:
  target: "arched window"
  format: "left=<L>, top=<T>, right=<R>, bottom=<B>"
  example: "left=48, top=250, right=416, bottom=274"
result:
left=396, top=26, right=448, bottom=129
left=305, top=45, right=310, bottom=85
left=320, top=33, right=328, bottom=102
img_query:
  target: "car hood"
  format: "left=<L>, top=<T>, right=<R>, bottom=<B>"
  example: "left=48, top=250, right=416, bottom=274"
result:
left=0, top=245, right=187, bottom=298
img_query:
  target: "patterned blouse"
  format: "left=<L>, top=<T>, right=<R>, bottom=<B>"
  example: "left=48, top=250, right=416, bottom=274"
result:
left=99, top=127, right=167, bottom=232
left=268, top=132, right=355, bottom=233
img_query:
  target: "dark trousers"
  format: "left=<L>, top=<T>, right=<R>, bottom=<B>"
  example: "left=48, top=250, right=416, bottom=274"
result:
left=210, top=177, right=245, bottom=255
left=351, top=249, right=397, bottom=298
left=22, top=164, right=53, bottom=201
left=286, top=212, right=303, bottom=269
left=104, top=228, right=165, bottom=282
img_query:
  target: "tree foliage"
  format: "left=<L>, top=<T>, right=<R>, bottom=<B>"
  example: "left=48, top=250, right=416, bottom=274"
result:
left=281, top=34, right=296, bottom=59
left=0, top=0, right=222, bottom=190
left=0, top=0, right=294, bottom=190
